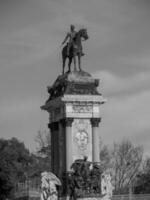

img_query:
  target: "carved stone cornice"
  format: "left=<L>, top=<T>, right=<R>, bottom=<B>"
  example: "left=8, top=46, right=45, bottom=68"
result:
left=91, top=118, right=101, bottom=127
left=48, top=122, right=58, bottom=131
left=48, top=123, right=53, bottom=129
left=60, top=118, right=74, bottom=127
left=42, top=71, right=102, bottom=104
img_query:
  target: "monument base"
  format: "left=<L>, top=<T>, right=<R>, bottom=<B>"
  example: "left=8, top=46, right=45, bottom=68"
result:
left=41, top=71, right=105, bottom=177
left=77, top=197, right=111, bottom=200
left=60, top=196, right=111, bottom=200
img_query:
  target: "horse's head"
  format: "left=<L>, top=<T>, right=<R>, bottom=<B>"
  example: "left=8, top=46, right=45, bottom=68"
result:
left=79, top=28, right=89, bottom=40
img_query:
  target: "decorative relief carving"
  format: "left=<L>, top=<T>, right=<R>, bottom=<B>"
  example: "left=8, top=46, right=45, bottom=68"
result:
left=75, top=119, right=89, bottom=130
left=74, top=130, right=88, bottom=150
left=72, top=119, right=92, bottom=161
left=73, top=119, right=90, bottom=151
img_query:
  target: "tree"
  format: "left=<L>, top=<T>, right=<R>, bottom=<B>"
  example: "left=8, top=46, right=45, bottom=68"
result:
left=112, top=140, right=143, bottom=194
left=35, top=130, right=51, bottom=157
left=134, top=157, right=150, bottom=194
left=34, top=130, right=51, bottom=172
left=0, top=137, right=34, bottom=199
left=100, top=144, right=112, bottom=170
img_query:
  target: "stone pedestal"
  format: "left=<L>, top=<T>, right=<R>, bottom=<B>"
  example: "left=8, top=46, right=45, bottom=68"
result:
left=41, top=71, right=106, bottom=178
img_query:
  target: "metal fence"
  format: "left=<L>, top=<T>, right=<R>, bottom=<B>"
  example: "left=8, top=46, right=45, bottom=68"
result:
left=14, top=179, right=41, bottom=199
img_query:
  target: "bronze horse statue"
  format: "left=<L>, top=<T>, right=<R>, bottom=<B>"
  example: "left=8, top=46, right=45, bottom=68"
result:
left=62, top=28, right=89, bottom=74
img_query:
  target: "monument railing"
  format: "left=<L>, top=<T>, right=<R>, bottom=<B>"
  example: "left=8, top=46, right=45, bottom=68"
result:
left=13, top=179, right=41, bottom=198
left=13, top=180, right=150, bottom=200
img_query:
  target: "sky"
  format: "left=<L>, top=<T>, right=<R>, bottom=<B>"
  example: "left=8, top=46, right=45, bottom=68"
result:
left=0, top=0, right=150, bottom=155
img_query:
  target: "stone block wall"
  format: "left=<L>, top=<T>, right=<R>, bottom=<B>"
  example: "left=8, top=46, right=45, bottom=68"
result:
left=112, top=194, right=150, bottom=200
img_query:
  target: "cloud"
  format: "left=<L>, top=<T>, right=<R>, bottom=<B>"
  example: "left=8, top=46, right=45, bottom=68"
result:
left=0, top=97, right=48, bottom=151
left=100, top=89, right=150, bottom=154
left=0, top=0, right=91, bottom=69
left=93, top=70, right=150, bottom=97
left=120, top=53, right=150, bottom=69
left=91, top=70, right=150, bottom=154
left=1, top=0, right=150, bottom=75
left=0, top=0, right=150, bottom=154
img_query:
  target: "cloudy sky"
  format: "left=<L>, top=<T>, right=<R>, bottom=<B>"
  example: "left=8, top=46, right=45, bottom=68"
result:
left=0, top=0, right=150, bottom=155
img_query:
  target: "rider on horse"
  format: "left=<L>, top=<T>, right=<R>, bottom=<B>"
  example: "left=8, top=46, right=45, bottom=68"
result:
left=62, top=25, right=84, bottom=56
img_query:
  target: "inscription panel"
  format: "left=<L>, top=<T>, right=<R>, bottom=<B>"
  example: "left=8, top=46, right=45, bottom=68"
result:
left=72, top=105, right=92, bottom=113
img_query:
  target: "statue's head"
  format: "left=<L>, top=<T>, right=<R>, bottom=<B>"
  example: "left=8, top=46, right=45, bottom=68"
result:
left=70, top=24, right=75, bottom=31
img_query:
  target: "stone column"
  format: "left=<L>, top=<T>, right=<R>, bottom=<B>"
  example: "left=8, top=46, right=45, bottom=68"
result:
left=48, top=122, right=59, bottom=174
left=48, top=123, right=54, bottom=171
left=63, top=118, right=74, bottom=171
left=91, top=118, right=101, bottom=163
left=58, top=121, right=65, bottom=177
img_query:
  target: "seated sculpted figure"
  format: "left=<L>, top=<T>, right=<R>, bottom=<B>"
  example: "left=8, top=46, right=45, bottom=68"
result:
left=101, top=173, right=113, bottom=200
left=41, top=171, right=61, bottom=200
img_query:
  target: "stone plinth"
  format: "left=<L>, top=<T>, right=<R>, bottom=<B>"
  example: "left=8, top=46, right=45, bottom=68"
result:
left=41, top=71, right=106, bottom=177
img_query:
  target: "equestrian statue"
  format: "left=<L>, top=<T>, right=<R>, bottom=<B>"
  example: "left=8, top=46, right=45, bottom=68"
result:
left=61, top=25, right=89, bottom=74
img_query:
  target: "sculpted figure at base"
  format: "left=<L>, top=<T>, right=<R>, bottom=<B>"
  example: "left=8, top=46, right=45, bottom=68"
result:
left=101, top=173, right=113, bottom=200
left=61, top=25, right=89, bottom=74
left=67, top=157, right=102, bottom=199
left=41, top=171, right=61, bottom=200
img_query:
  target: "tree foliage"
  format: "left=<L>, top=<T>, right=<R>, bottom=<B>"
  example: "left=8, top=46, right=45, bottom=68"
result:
left=100, top=144, right=112, bottom=170
left=112, top=140, right=143, bottom=194
left=34, top=130, right=51, bottom=172
left=35, top=130, right=51, bottom=157
left=134, top=158, right=150, bottom=194
left=0, top=137, right=34, bottom=199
